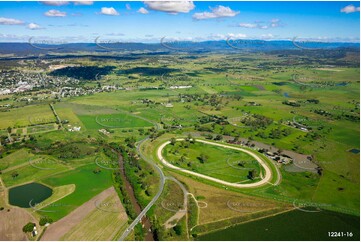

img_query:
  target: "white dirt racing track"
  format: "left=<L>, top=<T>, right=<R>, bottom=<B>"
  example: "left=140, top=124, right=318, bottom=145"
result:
left=157, top=139, right=277, bottom=188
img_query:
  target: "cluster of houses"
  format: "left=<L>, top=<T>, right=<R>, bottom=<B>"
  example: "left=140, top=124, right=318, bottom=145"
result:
left=263, top=151, right=293, bottom=164
left=227, top=139, right=293, bottom=165
left=0, top=69, right=125, bottom=98
left=0, top=70, right=81, bottom=96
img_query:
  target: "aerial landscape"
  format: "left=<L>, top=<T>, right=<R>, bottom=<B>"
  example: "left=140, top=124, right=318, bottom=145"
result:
left=0, top=0, right=359, bottom=241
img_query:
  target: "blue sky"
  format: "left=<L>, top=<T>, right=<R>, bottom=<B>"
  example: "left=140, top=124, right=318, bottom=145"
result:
left=0, top=1, right=359, bottom=43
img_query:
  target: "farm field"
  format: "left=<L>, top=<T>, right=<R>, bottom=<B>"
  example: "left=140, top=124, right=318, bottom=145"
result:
left=0, top=104, right=55, bottom=129
left=38, top=164, right=113, bottom=221
left=79, top=113, right=154, bottom=130
left=0, top=7, right=359, bottom=241
left=197, top=209, right=360, bottom=241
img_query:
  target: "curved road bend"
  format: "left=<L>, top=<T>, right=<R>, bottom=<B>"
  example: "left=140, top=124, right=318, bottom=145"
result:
left=157, top=139, right=275, bottom=188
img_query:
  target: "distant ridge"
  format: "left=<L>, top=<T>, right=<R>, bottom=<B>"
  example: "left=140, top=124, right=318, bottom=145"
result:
left=0, top=40, right=359, bottom=57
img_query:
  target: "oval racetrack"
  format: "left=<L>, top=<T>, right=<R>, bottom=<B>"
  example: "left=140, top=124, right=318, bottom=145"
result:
left=157, top=138, right=275, bottom=188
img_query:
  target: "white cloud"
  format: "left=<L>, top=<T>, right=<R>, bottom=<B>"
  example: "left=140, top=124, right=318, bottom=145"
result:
left=237, top=19, right=282, bottom=29
left=125, top=3, right=131, bottom=10
left=73, top=1, right=93, bottom=5
left=100, top=7, right=119, bottom=16
left=44, top=10, right=67, bottom=17
left=27, top=23, right=43, bottom=30
left=137, top=7, right=149, bottom=14
left=341, top=4, right=360, bottom=13
left=41, top=1, right=69, bottom=6
left=238, top=23, right=258, bottom=28
left=0, top=17, right=24, bottom=25
left=144, top=1, right=195, bottom=13
left=193, top=5, right=239, bottom=20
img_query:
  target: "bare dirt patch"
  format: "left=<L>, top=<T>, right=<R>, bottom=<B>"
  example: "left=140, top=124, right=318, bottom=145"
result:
left=0, top=207, right=37, bottom=241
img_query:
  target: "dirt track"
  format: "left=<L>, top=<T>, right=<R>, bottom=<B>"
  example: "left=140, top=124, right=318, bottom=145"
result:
left=157, top=139, right=274, bottom=188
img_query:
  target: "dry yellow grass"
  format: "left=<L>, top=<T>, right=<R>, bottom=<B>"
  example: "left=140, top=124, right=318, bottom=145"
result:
left=60, top=191, right=128, bottom=241
left=169, top=171, right=290, bottom=225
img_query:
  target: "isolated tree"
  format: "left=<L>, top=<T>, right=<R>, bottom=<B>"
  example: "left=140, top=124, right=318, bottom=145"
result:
left=198, top=153, right=209, bottom=163
left=173, top=224, right=183, bottom=236
left=22, top=222, right=35, bottom=233
left=179, top=155, right=186, bottom=163
left=170, top=138, right=176, bottom=145
left=11, top=171, right=19, bottom=179
left=248, top=169, right=257, bottom=180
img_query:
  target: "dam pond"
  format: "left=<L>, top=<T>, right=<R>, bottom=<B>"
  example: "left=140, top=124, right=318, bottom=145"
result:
left=198, top=209, right=359, bottom=241
left=8, top=182, right=53, bottom=208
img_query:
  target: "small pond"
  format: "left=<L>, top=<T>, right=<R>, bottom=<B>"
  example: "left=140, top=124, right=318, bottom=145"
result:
left=8, top=182, right=52, bottom=208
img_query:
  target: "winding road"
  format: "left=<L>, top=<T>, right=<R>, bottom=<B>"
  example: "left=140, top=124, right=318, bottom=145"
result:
left=118, top=137, right=166, bottom=241
left=118, top=130, right=278, bottom=240
left=157, top=139, right=276, bottom=188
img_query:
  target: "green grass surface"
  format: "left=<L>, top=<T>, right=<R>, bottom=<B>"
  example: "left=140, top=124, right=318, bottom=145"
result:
left=38, top=164, right=113, bottom=221
left=78, top=113, right=153, bottom=129
left=162, top=141, right=264, bottom=183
